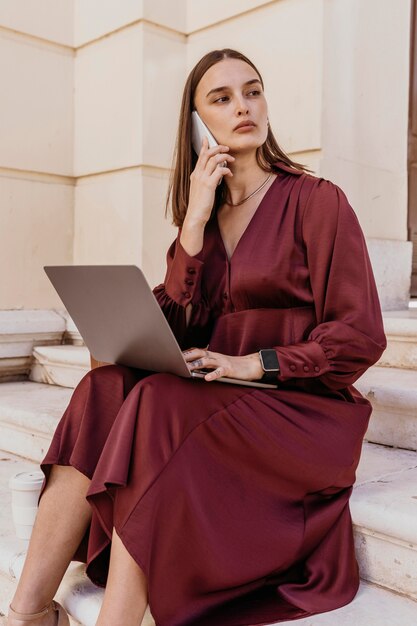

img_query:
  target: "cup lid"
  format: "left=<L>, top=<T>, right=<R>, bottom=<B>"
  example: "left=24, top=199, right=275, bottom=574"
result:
left=9, top=471, right=45, bottom=490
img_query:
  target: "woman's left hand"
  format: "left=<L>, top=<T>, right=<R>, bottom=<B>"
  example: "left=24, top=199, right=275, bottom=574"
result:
left=182, top=347, right=264, bottom=382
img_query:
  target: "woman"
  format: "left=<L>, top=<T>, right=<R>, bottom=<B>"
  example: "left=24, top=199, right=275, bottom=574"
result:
left=7, top=48, right=386, bottom=626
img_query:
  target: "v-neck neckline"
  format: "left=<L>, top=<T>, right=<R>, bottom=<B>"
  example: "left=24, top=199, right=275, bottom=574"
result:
left=214, top=172, right=279, bottom=263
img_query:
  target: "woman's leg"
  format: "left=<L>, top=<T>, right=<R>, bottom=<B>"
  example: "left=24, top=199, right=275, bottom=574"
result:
left=7, top=464, right=92, bottom=626
left=96, top=527, right=148, bottom=626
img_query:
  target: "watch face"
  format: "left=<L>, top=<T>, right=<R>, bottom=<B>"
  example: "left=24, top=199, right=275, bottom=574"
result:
left=261, top=349, right=279, bottom=372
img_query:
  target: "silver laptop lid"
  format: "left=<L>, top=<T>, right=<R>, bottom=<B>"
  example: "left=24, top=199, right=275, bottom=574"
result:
left=44, top=265, right=191, bottom=377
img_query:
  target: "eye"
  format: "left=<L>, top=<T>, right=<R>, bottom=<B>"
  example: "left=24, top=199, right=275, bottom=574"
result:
left=213, top=90, right=262, bottom=103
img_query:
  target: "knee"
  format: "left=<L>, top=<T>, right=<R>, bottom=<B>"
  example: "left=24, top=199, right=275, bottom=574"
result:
left=131, top=372, right=179, bottom=397
left=78, top=363, right=139, bottom=393
left=84, top=363, right=128, bottom=382
left=59, top=365, right=142, bottom=449
left=67, top=364, right=142, bottom=428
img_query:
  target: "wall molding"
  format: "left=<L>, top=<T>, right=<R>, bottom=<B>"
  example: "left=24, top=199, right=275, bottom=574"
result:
left=76, top=19, right=185, bottom=52
left=0, top=166, right=73, bottom=186
left=187, top=0, right=277, bottom=36
left=0, top=2, right=279, bottom=51
left=0, top=24, right=73, bottom=54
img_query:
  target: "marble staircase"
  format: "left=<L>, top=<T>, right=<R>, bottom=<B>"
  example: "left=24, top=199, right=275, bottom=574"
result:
left=0, top=308, right=416, bottom=624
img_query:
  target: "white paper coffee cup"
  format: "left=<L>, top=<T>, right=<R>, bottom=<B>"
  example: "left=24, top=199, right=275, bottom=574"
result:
left=9, top=471, right=45, bottom=540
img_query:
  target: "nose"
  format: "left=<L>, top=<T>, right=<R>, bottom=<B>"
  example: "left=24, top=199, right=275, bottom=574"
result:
left=235, top=94, right=249, bottom=116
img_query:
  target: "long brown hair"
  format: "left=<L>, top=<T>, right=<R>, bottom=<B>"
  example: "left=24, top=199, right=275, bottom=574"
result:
left=165, top=48, right=313, bottom=227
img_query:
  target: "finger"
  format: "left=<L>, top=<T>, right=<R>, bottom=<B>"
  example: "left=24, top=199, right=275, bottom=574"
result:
left=212, top=165, right=233, bottom=181
left=183, top=347, right=210, bottom=359
left=189, top=358, right=205, bottom=369
left=183, top=351, right=202, bottom=364
left=202, top=140, right=230, bottom=155
left=199, top=135, right=208, bottom=154
left=182, top=347, right=198, bottom=357
left=205, top=366, right=224, bottom=381
left=189, top=353, right=214, bottom=369
left=206, top=153, right=235, bottom=176
left=197, top=142, right=230, bottom=169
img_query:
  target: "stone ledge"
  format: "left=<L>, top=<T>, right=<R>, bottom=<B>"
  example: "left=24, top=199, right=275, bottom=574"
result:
left=357, top=366, right=417, bottom=411
left=354, top=441, right=417, bottom=485
left=0, top=310, right=66, bottom=335
left=30, top=345, right=90, bottom=388
left=352, top=443, right=417, bottom=552
left=378, top=309, right=417, bottom=370
left=351, top=443, right=417, bottom=600
left=352, top=470, right=417, bottom=547
left=355, top=366, right=417, bottom=451
left=367, top=239, right=412, bottom=311
left=383, top=308, right=417, bottom=333
left=0, top=382, right=72, bottom=433
left=59, top=310, right=83, bottom=346
left=280, top=582, right=417, bottom=625
left=354, top=529, right=417, bottom=602
left=0, top=310, right=66, bottom=381
left=0, top=382, right=72, bottom=462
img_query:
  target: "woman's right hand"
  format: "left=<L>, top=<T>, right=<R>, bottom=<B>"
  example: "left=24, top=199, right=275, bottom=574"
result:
left=185, top=135, right=235, bottom=227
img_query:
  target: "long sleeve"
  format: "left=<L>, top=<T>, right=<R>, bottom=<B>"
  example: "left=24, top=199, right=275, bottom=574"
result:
left=274, top=178, right=387, bottom=390
left=152, top=230, right=213, bottom=349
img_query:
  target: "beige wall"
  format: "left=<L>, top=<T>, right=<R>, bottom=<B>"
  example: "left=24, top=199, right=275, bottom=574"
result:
left=0, top=0, right=412, bottom=310
left=74, top=0, right=186, bottom=47
left=321, top=0, right=411, bottom=240
left=0, top=3, right=74, bottom=309
left=73, top=16, right=186, bottom=281
left=0, top=0, right=73, bottom=46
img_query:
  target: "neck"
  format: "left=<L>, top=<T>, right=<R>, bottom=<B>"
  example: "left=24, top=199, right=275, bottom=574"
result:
left=224, top=151, right=270, bottom=205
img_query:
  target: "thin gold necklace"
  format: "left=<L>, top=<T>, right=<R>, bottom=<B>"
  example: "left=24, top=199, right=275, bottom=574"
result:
left=225, top=172, right=273, bottom=207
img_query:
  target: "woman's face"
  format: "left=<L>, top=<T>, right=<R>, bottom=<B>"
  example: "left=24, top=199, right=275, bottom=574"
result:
left=193, top=58, right=269, bottom=154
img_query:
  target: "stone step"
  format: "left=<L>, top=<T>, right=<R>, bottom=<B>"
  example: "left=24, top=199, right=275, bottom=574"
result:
left=0, top=310, right=66, bottom=383
left=2, top=575, right=415, bottom=626
left=0, top=440, right=416, bottom=621
left=351, top=443, right=417, bottom=600
left=0, top=382, right=73, bottom=462
left=58, top=310, right=84, bottom=347
left=29, top=345, right=90, bottom=389
left=379, top=309, right=417, bottom=369
left=280, top=585, right=417, bottom=625
left=0, top=309, right=85, bottom=386
left=0, top=573, right=20, bottom=625
left=356, top=365, right=417, bottom=451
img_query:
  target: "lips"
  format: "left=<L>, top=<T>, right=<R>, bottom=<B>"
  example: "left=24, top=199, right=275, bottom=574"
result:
left=234, top=120, right=256, bottom=130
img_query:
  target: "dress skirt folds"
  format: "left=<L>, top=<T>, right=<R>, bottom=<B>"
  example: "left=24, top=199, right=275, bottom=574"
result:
left=38, top=162, right=387, bottom=626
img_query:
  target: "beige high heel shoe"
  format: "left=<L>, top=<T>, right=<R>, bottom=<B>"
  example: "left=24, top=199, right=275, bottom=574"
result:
left=7, top=600, right=70, bottom=625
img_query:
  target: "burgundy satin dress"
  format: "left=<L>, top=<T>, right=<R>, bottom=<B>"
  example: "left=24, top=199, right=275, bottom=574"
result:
left=39, top=161, right=387, bottom=626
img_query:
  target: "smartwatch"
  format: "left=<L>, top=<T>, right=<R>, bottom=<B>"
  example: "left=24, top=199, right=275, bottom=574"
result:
left=258, top=349, right=280, bottom=382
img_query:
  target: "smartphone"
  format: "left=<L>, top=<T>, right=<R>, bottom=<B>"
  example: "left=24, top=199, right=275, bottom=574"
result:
left=191, top=110, right=227, bottom=185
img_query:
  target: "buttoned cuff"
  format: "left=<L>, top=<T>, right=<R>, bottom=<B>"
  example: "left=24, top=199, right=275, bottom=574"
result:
left=165, top=239, right=204, bottom=306
left=274, top=340, right=330, bottom=381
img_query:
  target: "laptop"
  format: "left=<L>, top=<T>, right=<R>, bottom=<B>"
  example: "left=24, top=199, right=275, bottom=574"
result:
left=43, top=265, right=278, bottom=389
